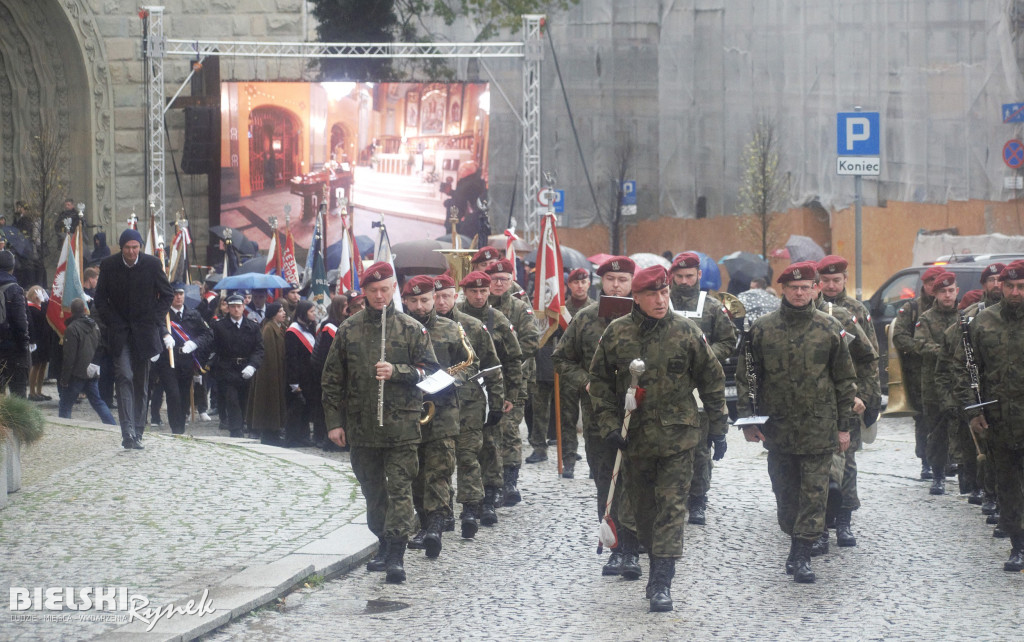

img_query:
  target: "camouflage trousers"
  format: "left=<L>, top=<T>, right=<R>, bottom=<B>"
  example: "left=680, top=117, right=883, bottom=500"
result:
left=350, top=443, right=419, bottom=541
left=413, top=435, right=456, bottom=518
left=991, top=443, right=1024, bottom=537
left=558, top=381, right=583, bottom=467
left=455, top=398, right=485, bottom=504
left=480, top=417, right=504, bottom=488
left=584, top=433, right=635, bottom=533
left=978, top=433, right=997, bottom=497
left=766, top=451, right=831, bottom=542
left=499, top=400, right=525, bottom=468
left=828, top=425, right=861, bottom=511
left=952, top=414, right=980, bottom=492
left=924, top=403, right=951, bottom=476
left=528, top=380, right=553, bottom=453
left=689, top=411, right=714, bottom=500
left=623, top=446, right=695, bottom=558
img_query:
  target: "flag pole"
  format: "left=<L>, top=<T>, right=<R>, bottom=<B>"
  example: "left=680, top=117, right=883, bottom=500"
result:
left=555, top=371, right=563, bottom=476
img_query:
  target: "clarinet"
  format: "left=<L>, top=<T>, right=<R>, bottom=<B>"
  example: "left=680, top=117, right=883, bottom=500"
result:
left=960, top=310, right=996, bottom=411
left=378, top=305, right=387, bottom=428
left=743, top=317, right=759, bottom=415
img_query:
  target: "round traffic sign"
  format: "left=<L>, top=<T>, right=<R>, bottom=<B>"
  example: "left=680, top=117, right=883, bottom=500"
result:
left=1003, top=139, right=1024, bottom=169
left=537, top=189, right=556, bottom=207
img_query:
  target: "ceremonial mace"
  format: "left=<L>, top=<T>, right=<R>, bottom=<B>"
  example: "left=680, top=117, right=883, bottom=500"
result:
left=598, top=358, right=645, bottom=550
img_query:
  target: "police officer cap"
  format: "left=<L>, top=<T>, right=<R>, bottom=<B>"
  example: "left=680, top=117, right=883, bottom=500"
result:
left=670, top=252, right=700, bottom=271
left=933, top=271, right=957, bottom=289
left=362, top=262, right=395, bottom=285
left=998, top=259, right=1024, bottom=282
left=171, top=282, right=186, bottom=293
left=471, top=246, right=500, bottom=264
left=460, top=270, right=492, bottom=289
left=958, top=289, right=984, bottom=310
left=225, top=294, right=245, bottom=305
left=632, top=265, right=669, bottom=292
left=777, top=261, right=818, bottom=284
left=486, top=259, right=514, bottom=275
left=816, top=255, right=848, bottom=275
left=401, top=274, right=436, bottom=297
left=921, top=265, right=947, bottom=283
left=981, top=263, right=1006, bottom=282
left=433, top=274, right=456, bottom=291
left=596, top=256, right=636, bottom=276
left=566, top=268, right=589, bottom=282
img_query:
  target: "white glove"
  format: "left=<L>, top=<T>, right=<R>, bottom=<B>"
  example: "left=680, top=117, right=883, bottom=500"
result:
left=193, top=374, right=203, bottom=384
left=181, top=340, right=197, bottom=354
left=151, top=354, right=160, bottom=362
left=624, top=388, right=638, bottom=412
left=86, top=363, right=100, bottom=379
left=290, top=384, right=300, bottom=393
left=29, top=344, right=36, bottom=353
left=241, top=365, right=256, bottom=379
left=162, top=334, right=174, bottom=350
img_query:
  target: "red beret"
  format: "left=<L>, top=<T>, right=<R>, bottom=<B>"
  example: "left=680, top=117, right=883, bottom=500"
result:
left=567, top=268, right=589, bottom=282
left=921, top=266, right=946, bottom=283
left=632, top=265, right=669, bottom=292
left=981, top=263, right=1006, bottom=282
left=596, top=256, right=636, bottom=276
left=777, top=261, right=818, bottom=284
left=460, top=270, right=492, bottom=288
left=998, top=259, right=1024, bottom=282
left=958, top=289, right=984, bottom=310
left=816, top=255, right=848, bottom=275
left=671, top=252, right=701, bottom=271
left=433, top=274, right=456, bottom=291
left=401, top=275, right=435, bottom=297
left=362, top=261, right=394, bottom=285
left=471, top=246, right=500, bottom=264
left=933, top=271, right=957, bottom=289
left=486, top=258, right=514, bottom=275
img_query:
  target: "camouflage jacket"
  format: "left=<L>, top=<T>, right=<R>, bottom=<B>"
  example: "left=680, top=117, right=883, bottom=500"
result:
left=670, top=285, right=737, bottom=363
left=915, top=304, right=958, bottom=406
left=442, top=308, right=504, bottom=410
left=458, top=300, right=524, bottom=402
left=589, top=305, right=727, bottom=456
left=954, top=302, right=1024, bottom=448
left=491, top=290, right=539, bottom=390
left=416, top=309, right=470, bottom=441
left=552, top=300, right=608, bottom=395
left=566, top=295, right=595, bottom=318
left=321, top=302, right=439, bottom=447
left=816, top=297, right=880, bottom=411
left=822, top=288, right=879, bottom=351
left=892, top=294, right=935, bottom=369
left=737, top=301, right=858, bottom=455
left=937, top=308, right=976, bottom=414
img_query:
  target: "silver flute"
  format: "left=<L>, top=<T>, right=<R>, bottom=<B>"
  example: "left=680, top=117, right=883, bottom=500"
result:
left=378, top=305, right=386, bottom=428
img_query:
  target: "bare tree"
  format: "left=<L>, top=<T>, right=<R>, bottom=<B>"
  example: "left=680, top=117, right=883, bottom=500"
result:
left=737, top=115, right=789, bottom=258
left=28, top=129, right=68, bottom=270
left=600, top=134, right=634, bottom=255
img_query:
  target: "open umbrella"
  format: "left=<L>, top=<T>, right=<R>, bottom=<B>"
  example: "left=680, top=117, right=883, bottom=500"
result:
left=216, top=273, right=292, bottom=291
left=391, top=239, right=448, bottom=275
left=675, top=251, right=722, bottom=291
left=588, top=252, right=615, bottom=266
left=209, top=226, right=259, bottom=257
left=236, top=255, right=267, bottom=274
left=630, top=253, right=671, bottom=270
left=354, top=235, right=375, bottom=258
left=785, top=234, right=825, bottom=263
left=525, top=246, right=590, bottom=272
left=720, top=251, right=771, bottom=293
left=0, top=225, right=33, bottom=259
left=436, top=233, right=475, bottom=249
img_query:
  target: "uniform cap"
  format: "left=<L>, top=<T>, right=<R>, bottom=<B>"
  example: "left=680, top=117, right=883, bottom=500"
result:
left=171, top=282, right=186, bottom=293
left=460, top=270, right=492, bottom=289
left=670, top=252, right=700, bottom=271
left=958, top=289, right=984, bottom=310
left=777, top=261, right=818, bottom=284
left=933, top=271, right=957, bottom=289
left=486, top=258, right=515, bottom=275
left=921, top=266, right=947, bottom=283
left=225, top=294, right=245, bottom=305
left=361, top=261, right=394, bottom=285
left=433, top=274, right=456, bottom=291
left=348, top=293, right=366, bottom=304
left=981, top=263, right=1006, bottom=282
left=471, top=246, right=500, bottom=264
left=816, top=255, right=848, bottom=275
left=596, top=255, right=636, bottom=276
left=998, top=259, right=1024, bottom=281
left=632, top=265, right=669, bottom=292
left=566, top=268, right=589, bottom=282
left=401, top=274, right=436, bottom=297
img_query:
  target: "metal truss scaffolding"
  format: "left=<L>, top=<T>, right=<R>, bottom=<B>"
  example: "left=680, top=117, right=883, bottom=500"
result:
left=143, top=6, right=545, bottom=243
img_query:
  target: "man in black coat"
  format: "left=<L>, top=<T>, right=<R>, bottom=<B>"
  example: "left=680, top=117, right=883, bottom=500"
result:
left=95, top=229, right=175, bottom=449
left=211, top=294, right=264, bottom=437
left=0, top=250, right=30, bottom=397
left=153, top=284, right=213, bottom=434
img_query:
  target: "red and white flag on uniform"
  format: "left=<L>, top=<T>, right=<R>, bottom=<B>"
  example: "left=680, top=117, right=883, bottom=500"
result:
left=532, top=213, right=570, bottom=346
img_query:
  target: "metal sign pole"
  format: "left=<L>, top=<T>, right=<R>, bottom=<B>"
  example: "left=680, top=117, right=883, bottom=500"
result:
left=855, top=174, right=862, bottom=300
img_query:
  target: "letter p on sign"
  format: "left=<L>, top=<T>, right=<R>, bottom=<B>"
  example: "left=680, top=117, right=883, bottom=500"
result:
left=837, top=112, right=880, bottom=156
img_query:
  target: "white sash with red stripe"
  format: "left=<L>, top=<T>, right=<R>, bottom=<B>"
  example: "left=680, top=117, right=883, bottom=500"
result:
left=287, top=322, right=315, bottom=353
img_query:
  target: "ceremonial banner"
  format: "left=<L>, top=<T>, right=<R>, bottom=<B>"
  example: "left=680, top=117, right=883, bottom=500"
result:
left=281, top=228, right=299, bottom=286
left=532, top=213, right=569, bottom=345
left=374, top=223, right=402, bottom=311
left=46, top=235, right=86, bottom=338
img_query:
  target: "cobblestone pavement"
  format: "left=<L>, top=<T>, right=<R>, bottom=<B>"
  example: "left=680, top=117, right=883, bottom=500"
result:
left=1, top=385, right=362, bottom=641
left=208, top=416, right=1024, bottom=641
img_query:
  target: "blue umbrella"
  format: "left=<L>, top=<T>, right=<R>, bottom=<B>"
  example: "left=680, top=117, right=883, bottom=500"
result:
left=355, top=235, right=374, bottom=257
left=679, top=251, right=721, bottom=291
left=217, top=273, right=291, bottom=291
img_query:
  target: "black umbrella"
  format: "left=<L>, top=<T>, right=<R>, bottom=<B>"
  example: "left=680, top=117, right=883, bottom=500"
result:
left=236, top=255, right=267, bottom=274
left=0, top=226, right=33, bottom=259
left=785, top=234, right=825, bottom=263
left=435, top=233, right=475, bottom=249
left=525, top=245, right=590, bottom=272
left=209, top=226, right=259, bottom=257
left=721, top=251, right=771, bottom=293
left=391, top=239, right=448, bottom=275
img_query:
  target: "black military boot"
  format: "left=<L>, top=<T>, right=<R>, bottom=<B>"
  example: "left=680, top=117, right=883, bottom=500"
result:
left=968, top=488, right=984, bottom=505
left=993, top=526, right=1008, bottom=538
left=792, top=538, right=816, bottom=584
left=384, top=539, right=407, bottom=583
left=422, top=513, right=444, bottom=559
left=524, top=448, right=547, bottom=463
left=408, top=513, right=427, bottom=550
left=1005, top=534, right=1024, bottom=572
left=602, top=548, right=624, bottom=576
left=785, top=539, right=797, bottom=575
left=687, top=495, right=706, bottom=526
left=835, top=509, right=857, bottom=547
left=492, top=482, right=505, bottom=510
left=460, top=503, right=479, bottom=539
left=920, top=459, right=932, bottom=480
left=617, top=529, right=642, bottom=580
left=561, top=459, right=575, bottom=479
left=825, top=480, right=842, bottom=529
left=648, top=557, right=675, bottom=613
left=480, top=487, right=498, bottom=526
left=929, top=475, right=945, bottom=495
left=982, top=496, right=998, bottom=515
left=810, top=530, right=829, bottom=557
left=366, top=539, right=389, bottom=572
left=987, top=510, right=1000, bottom=525
left=503, top=465, right=522, bottom=506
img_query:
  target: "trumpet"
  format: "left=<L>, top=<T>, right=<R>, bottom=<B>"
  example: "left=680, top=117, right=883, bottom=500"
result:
left=420, top=401, right=436, bottom=425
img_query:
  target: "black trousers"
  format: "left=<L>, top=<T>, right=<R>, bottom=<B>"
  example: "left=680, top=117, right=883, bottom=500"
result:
left=0, top=353, right=28, bottom=398
left=218, top=375, right=248, bottom=433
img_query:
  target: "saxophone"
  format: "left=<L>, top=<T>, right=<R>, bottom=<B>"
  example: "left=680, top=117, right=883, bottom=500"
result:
left=421, top=322, right=476, bottom=425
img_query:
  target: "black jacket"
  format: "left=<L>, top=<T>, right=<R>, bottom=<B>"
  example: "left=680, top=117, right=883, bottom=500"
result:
left=94, top=252, right=174, bottom=360
left=210, top=316, right=264, bottom=383
left=164, top=306, right=214, bottom=373
left=0, top=270, right=30, bottom=358
left=285, top=321, right=316, bottom=392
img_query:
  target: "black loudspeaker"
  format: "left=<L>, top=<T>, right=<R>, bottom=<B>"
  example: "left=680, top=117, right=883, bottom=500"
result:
left=696, top=195, right=707, bottom=219
left=181, top=106, right=217, bottom=175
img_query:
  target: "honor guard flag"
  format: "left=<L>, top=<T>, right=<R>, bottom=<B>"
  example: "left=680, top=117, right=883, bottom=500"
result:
left=166, top=221, right=192, bottom=285
left=532, top=213, right=569, bottom=345
left=310, top=222, right=331, bottom=320
left=373, top=221, right=402, bottom=311
left=337, top=226, right=354, bottom=294
left=504, top=226, right=519, bottom=262
left=46, top=233, right=87, bottom=338
left=281, top=226, right=299, bottom=287
left=263, top=224, right=282, bottom=301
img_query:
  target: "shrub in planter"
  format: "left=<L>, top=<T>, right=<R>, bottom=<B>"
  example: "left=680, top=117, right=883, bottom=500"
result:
left=1, top=396, right=45, bottom=494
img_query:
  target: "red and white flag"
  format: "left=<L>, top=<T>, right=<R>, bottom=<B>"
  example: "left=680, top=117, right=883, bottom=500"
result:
left=337, top=226, right=354, bottom=294
left=264, top=223, right=283, bottom=301
left=46, top=234, right=86, bottom=339
left=532, top=213, right=569, bottom=345
left=504, top=226, right=518, bottom=262
left=281, top=227, right=299, bottom=286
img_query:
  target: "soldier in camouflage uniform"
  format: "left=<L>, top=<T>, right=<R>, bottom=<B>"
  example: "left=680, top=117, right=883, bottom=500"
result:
left=814, top=276, right=880, bottom=551
left=552, top=256, right=635, bottom=576
left=954, top=260, right=1024, bottom=572
left=892, top=265, right=945, bottom=479
left=323, top=262, right=440, bottom=584
left=915, top=271, right=961, bottom=495
left=487, top=258, right=540, bottom=507
left=669, top=252, right=737, bottom=526
left=816, top=255, right=879, bottom=351
left=434, top=273, right=505, bottom=538
left=402, top=275, right=469, bottom=558
left=737, top=261, right=858, bottom=584
left=590, top=265, right=727, bottom=613
left=457, top=270, right=523, bottom=526
left=470, top=246, right=501, bottom=272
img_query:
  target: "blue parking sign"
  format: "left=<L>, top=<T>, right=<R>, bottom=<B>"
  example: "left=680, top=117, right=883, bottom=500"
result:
left=553, top=190, right=564, bottom=214
left=621, top=181, right=637, bottom=206
left=837, top=112, right=880, bottom=155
